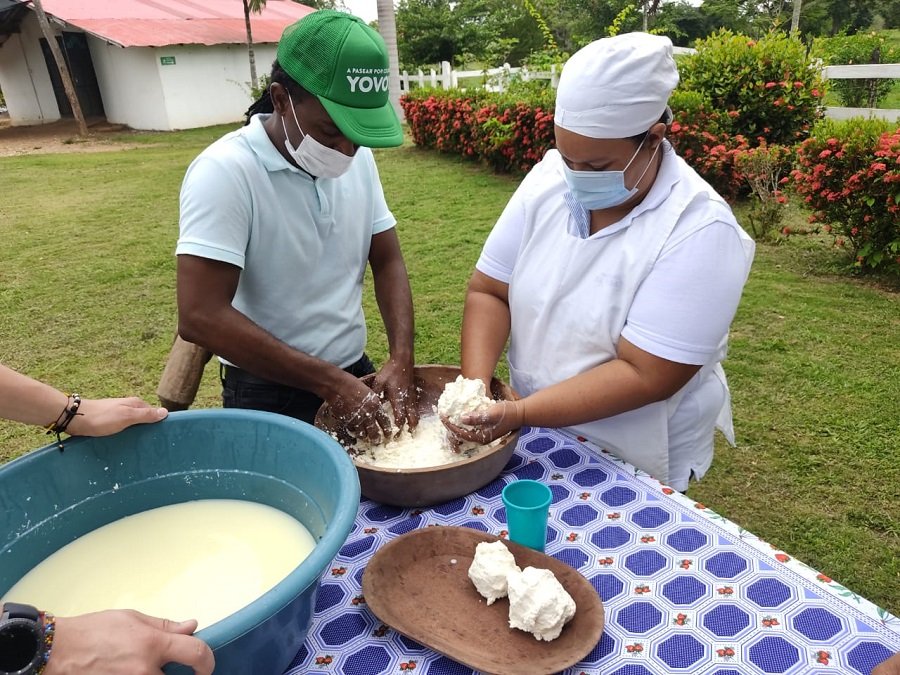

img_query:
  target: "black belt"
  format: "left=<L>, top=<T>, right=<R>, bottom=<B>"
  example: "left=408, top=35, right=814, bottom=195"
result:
left=220, top=364, right=275, bottom=387
left=220, top=354, right=374, bottom=387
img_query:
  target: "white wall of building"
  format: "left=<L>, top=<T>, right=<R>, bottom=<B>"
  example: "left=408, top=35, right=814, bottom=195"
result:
left=156, top=42, right=277, bottom=130
left=0, top=14, right=61, bottom=125
left=89, top=40, right=168, bottom=130
left=0, top=11, right=279, bottom=131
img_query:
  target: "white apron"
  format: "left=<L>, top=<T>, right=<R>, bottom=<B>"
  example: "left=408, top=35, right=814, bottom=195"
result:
left=507, top=148, right=754, bottom=485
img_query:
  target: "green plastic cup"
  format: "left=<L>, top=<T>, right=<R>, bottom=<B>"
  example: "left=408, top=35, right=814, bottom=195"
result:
left=502, top=479, right=552, bottom=552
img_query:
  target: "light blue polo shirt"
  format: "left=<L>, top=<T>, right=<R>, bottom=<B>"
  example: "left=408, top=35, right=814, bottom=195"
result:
left=176, top=113, right=396, bottom=368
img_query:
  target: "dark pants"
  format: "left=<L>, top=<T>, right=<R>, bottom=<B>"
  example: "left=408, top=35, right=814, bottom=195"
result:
left=220, top=354, right=376, bottom=424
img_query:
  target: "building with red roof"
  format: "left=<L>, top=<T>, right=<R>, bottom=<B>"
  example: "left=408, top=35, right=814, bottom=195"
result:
left=0, top=0, right=315, bottom=129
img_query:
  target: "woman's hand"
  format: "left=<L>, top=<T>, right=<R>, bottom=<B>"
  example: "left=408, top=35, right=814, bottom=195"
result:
left=45, top=610, right=214, bottom=675
left=873, top=653, right=900, bottom=675
left=66, top=398, right=168, bottom=437
left=442, top=399, right=524, bottom=447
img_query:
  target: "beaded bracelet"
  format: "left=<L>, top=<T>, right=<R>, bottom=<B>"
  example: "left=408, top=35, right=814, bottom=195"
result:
left=35, top=611, right=56, bottom=675
left=45, top=393, right=82, bottom=450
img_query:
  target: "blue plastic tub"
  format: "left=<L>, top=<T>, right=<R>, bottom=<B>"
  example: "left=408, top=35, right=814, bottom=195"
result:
left=0, top=409, right=360, bottom=674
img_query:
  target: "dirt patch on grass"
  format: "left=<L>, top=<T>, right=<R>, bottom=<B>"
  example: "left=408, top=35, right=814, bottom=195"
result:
left=0, top=117, right=144, bottom=157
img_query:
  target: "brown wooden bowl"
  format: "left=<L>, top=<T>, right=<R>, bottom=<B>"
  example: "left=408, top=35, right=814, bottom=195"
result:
left=363, top=526, right=605, bottom=675
left=314, top=364, right=520, bottom=508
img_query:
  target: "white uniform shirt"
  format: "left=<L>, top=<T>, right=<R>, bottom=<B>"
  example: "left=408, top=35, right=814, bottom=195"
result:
left=177, top=114, right=396, bottom=369
left=476, top=144, right=755, bottom=489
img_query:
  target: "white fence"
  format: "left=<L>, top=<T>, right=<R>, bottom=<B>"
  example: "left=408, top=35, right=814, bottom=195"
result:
left=401, top=50, right=899, bottom=123
left=400, top=61, right=558, bottom=93
left=399, top=47, right=698, bottom=94
left=821, top=63, right=900, bottom=122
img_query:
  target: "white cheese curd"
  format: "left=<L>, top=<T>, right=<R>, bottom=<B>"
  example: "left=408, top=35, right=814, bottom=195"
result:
left=467, top=540, right=521, bottom=605
left=437, top=375, right=495, bottom=425
left=507, top=566, right=576, bottom=641
left=353, top=413, right=473, bottom=469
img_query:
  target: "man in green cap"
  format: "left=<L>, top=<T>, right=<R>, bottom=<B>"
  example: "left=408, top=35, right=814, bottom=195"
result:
left=176, top=10, right=417, bottom=441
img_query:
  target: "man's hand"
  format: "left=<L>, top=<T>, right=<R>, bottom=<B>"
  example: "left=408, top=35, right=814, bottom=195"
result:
left=442, top=399, right=524, bottom=447
left=45, top=610, right=214, bottom=675
left=874, top=653, right=900, bottom=675
left=326, top=374, right=393, bottom=444
left=66, top=398, right=168, bottom=437
left=371, top=357, right=419, bottom=434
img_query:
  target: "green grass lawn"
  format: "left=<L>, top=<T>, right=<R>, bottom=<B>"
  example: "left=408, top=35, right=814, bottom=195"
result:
left=1, top=126, right=898, bottom=615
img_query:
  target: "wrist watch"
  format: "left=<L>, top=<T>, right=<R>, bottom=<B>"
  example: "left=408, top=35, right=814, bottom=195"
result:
left=0, top=603, right=46, bottom=675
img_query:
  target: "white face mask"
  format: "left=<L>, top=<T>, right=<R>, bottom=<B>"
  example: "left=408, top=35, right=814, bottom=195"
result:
left=281, top=93, right=354, bottom=179
left=562, top=134, right=659, bottom=211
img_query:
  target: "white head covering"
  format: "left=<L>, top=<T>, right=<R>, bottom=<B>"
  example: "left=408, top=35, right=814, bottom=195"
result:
left=555, top=32, right=679, bottom=139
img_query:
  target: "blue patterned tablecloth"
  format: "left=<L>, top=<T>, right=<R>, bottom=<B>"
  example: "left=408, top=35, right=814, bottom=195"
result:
left=285, top=427, right=900, bottom=674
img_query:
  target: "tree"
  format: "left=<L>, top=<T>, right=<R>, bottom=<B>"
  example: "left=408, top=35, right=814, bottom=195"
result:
left=532, top=0, right=640, bottom=51
left=395, top=0, right=546, bottom=68
left=243, top=0, right=265, bottom=91
left=655, top=1, right=711, bottom=46
left=458, top=0, right=544, bottom=65
left=396, top=0, right=463, bottom=66
left=294, top=0, right=341, bottom=7
left=801, top=0, right=872, bottom=36
left=698, top=0, right=759, bottom=36
left=377, top=0, right=403, bottom=121
left=871, top=0, right=900, bottom=27
left=31, top=0, right=87, bottom=136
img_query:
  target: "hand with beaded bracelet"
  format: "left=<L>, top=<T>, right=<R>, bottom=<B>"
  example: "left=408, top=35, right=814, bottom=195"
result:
left=43, top=610, right=214, bottom=675
left=0, top=364, right=168, bottom=447
left=1, top=366, right=213, bottom=673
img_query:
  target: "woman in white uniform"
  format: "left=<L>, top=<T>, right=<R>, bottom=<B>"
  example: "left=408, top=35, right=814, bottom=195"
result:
left=444, top=33, right=755, bottom=492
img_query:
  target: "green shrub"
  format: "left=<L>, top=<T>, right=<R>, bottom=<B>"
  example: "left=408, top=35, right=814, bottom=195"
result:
left=503, top=76, right=555, bottom=102
left=790, top=118, right=900, bottom=273
left=522, top=46, right=568, bottom=72
left=813, top=32, right=898, bottom=109
left=678, top=29, right=826, bottom=147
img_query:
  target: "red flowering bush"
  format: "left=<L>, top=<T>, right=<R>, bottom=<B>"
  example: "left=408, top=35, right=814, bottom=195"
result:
left=790, top=119, right=900, bottom=273
left=472, top=100, right=555, bottom=173
left=402, top=87, right=752, bottom=192
left=400, top=88, right=555, bottom=175
left=400, top=89, right=484, bottom=155
left=666, top=90, right=750, bottom=201
left=678, top=30, right=826, bottom=147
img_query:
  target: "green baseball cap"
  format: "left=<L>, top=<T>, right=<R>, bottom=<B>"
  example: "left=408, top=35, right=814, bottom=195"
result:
left=277, top=10, right=403, bottom=148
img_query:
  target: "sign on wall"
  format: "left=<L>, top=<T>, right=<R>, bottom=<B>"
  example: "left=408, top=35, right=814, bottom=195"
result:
left=160, top=56, right=176, bottom=66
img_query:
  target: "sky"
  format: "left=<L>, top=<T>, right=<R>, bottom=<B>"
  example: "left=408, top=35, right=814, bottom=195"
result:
left=341, top=0, right=378, bottom=24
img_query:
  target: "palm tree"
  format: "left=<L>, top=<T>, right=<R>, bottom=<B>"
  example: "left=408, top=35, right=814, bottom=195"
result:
left=376, top=0, right=403, bottom=121
left=243, top=0, right=266, bottom=91
left=31, top=0, right=87, bottom=136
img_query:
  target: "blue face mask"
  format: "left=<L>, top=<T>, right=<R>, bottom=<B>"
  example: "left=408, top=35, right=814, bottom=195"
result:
left=562, top=135, right=660, bottom=211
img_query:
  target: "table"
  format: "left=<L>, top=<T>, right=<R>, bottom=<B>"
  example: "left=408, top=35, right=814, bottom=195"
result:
left=285, top=427, right=900, bottom=674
